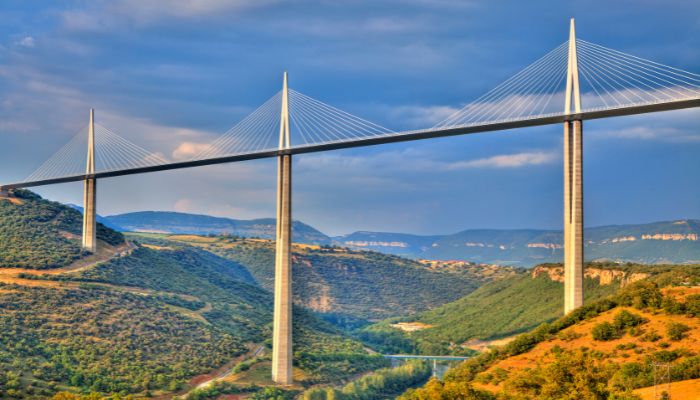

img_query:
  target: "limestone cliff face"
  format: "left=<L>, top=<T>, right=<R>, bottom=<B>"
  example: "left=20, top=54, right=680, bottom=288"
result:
left=531, top=265, right=649, bottom=287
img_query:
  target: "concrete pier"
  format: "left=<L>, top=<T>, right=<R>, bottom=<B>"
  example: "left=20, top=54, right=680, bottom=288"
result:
left=563, top=19, right=584, bottom=314
left=272, top=73, right=293, bottom=385
left=564, top=120, right=583, bottom=313
left=82, top=109, right=97, bottom=253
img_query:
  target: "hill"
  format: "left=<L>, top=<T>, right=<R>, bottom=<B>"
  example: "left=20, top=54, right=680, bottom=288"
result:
left=104, top=211, right=331, bottom=244
left=103, top=210, right=700, bottom=267
left=359, top=266, right=615, bottom=355
left=0, top=190, right=124, bottom=269
left=136, top=234, right=517, bottom=326
left=336, top=220, right=700, bottom=267
left=400, top=268, right=700, bottom=400
left=359, top=263, right=696, bottom=356
left=0, top=192, right=385, bottom=398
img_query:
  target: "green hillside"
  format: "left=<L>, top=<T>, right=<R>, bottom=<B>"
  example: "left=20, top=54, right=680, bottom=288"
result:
left=105, top=211, right=331, bottom=244
left=0, top=283, right=246, bottom=397
left=148, top=234, right=502, bottom=323
left=0, top=192, right=386, bottom=398
left=0, top=190, right=123, bottom=269
left=400, top=267, right=700, bottom=400
left=358, top=264, right=669, bottom=356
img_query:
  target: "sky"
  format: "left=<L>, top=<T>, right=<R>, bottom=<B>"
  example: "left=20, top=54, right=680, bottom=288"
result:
left=0, top=0, right=698, bottom=236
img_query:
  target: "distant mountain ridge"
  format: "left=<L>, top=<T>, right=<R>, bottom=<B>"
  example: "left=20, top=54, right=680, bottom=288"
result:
left=104, top=211, right=331, bottom=244
left=102, top=210, right=699, bottom=267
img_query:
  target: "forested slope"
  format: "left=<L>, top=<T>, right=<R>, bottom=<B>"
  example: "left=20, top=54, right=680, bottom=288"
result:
left=0, top=192, right=385, bottom=398
left=0, top=190, right=123, bottom=269
left=359, top=264, right=689, bottom=355
left=142, top=234, right=503, bottom=323
left=400, top=267, right=700, bottom=399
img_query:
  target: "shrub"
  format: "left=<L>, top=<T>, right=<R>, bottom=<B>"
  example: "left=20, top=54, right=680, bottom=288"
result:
left=641, top=329, right=661, bottom=342
left=592, top=322, right=620, bottom=341
left=666, top=322, right=691, bottom=341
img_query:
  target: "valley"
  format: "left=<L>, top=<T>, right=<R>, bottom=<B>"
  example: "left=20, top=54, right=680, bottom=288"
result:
left=1, top=191, right=699, bottom=399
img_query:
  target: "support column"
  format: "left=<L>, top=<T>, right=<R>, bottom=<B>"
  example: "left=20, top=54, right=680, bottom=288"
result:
left=563, top=18, right=584, bottom=314
left=272, top=72, right=293, bottom=385
left=564, top=120, right=583, bottom=313
left=82, top=109, right=97, bottom=253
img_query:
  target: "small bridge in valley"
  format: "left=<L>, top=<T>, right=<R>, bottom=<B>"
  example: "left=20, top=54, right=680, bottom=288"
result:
left=1, top=20, right=699, bottom=385
left=384, top=355, right=471, bottom=379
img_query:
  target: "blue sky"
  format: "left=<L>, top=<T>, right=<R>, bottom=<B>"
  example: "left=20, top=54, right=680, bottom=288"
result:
left=0, top=0, right=698, bottom=235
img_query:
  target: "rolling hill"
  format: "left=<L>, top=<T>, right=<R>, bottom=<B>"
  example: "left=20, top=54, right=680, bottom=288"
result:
left=0, top=191, right=386, bottom=398
left=360, top=263, right=700, bottom=356
left=337, top=220, right=700, bottom=266
left=134, top=234, right=517, bottom=325
left=101, top=209, right=700, bottom=267
left=399, top=269, right=700, bottom=400
left=104, top=211, right=331, bottom=244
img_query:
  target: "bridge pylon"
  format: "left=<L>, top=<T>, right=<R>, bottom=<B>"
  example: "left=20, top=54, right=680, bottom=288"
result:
left=81, top=109, right=97, bottom=253
left=272, top=72, right=293, bottom=385
left=563, top=18, right=584, bottom=314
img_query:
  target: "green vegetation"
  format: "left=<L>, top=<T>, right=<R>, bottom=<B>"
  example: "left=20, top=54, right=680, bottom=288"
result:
left=361, top=271, right=619, bottom=355
left=153, top=234, right=489, bottom=321
left=592, top=310, right=646, bottom=341
left=0, top=194, right=391, bottom=398
left=400, top=268, right=700, bottom=399
left=65, top=241, right=389, bottom=385
left=183, top=382, right=296, bottom=400
left=0, top=283, right=245, bottom=398
left=302, top=360, right=431, bottom=400
left=666, top=322, right=691, bottom=341
left=0, top=190, right=123, bottom=269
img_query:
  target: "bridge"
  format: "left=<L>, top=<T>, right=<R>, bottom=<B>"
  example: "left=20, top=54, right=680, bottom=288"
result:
left=384, top=355, right=471, bottom=379
left=1, top=20, right=699, bottom=385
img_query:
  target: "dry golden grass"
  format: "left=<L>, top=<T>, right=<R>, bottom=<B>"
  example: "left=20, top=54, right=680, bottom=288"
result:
left=663, top=286, right=700, bottom=302
left=634, top=378, right=700, bottom=400
left=0, top=197, right=24, bottom=205
left=475, top=306, right=700, bottom=392
left=169, top=234, right=219, bottom=243
left=142, top=243, right=174, bottom=251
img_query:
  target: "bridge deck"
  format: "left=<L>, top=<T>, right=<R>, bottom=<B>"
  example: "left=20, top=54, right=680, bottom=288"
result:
left=2, top=97, right=699, bottom=190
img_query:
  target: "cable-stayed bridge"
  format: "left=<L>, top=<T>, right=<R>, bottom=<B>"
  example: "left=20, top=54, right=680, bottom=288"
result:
left=1, top=20, right=699, bottom=385
left=6, top=36, right=700, bottom=189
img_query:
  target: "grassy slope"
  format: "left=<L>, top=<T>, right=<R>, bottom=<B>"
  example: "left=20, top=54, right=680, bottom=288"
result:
left=400, top=267, right=700, bottom=400
left=0, top=193, right=385, bottom=398
left=360, top=269, right=619, bottom=355
left=0, top=190, right=123, bottom=269
left=0, top=283, right=246, bottom=398
left=152, top=234, right=490, bottom=322
left=63, top=242, right=388, bottom=386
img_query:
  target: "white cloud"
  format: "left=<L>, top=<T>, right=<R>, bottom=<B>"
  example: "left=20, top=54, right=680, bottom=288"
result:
left=171, top=142, right=214, bottom=160
left=592, top=126, right=700, bottom=143
left=174, top=198, right=194, bottom=212
left=61, top=0, right=281, bottom=30
left=16, top=36, right=36, bottom=48
left=381, top=104, right=461, bottom=128
left=446, top=151, right=559, bottom=169
left=297, top=148, right=559, bottom=174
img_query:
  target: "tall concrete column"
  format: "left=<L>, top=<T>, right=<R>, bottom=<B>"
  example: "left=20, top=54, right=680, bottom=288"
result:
left=563, top=19, right=584, bottom=314
left=564, top=120, right=583, bottom=313
left=272, top=72, right=293, bottom=385
left=82, top=109, right=97, bottom=253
